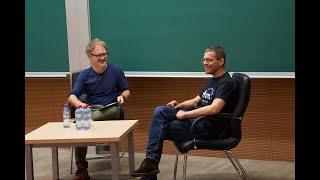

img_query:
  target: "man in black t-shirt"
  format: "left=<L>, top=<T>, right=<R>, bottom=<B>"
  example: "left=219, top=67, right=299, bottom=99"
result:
left=131, top=46, right=236, bottom=179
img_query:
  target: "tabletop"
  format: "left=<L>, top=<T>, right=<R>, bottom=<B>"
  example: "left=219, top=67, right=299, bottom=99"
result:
left=25, top=120, right=139, bottom=145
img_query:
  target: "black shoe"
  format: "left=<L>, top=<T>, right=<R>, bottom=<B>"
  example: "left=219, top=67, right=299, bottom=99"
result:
left=74, top=161, right=90, bottom=180
left=140, top=175, right=158, bottom=180
left=73, top=168, right=90, bottom=180
left=131, top=159, right=160, bottom=177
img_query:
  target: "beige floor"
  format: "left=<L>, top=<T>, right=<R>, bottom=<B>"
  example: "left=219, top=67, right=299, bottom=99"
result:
left=26, top=147, right=295, bottom=180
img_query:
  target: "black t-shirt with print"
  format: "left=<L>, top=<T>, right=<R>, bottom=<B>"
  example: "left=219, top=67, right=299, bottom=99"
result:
left=198, top=72, right=236, bottom=113
left=197, top=72, right=237, bottom=138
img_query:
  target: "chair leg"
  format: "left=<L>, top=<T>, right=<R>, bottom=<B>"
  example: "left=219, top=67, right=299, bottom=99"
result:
left=70, top=146, right=74, bottom=174
left=224, top=150, right=249, bottom=180
left=229, top=151, right=249, bottom=180
left=173, top=153, right=179, bottom=180
left=182, top=153, right=188, bottom=180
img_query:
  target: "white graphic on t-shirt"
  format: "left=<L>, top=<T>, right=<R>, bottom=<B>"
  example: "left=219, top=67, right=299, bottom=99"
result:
left=201, top=88, right=214, bottom=104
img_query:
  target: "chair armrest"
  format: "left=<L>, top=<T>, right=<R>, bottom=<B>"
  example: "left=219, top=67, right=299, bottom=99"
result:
left=190, top=113, right=241, bottom=138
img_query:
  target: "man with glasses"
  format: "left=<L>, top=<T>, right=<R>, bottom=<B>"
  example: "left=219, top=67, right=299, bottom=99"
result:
left=68, top=38, right=130, bottom=180
left=131, top=45, right=236, bottom=180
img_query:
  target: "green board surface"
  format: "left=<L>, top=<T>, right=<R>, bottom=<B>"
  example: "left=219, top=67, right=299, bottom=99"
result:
left=26, top=0, right=69, bottom=72
left=26, top=0, right=294, bottom=73
left=90, top=0, right=294, bottom=72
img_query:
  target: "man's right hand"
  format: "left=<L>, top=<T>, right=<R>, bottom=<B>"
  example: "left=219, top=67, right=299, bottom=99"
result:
left=76, top=102, right=89, bottom=109
left=167, top=100, right=179, bottom=108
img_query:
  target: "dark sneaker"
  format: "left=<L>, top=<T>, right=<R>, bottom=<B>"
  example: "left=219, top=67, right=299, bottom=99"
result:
left=140, top=175, right=158, bottom=180
left=74, top=161, right=90, bottom=180
left=73, top=168, right=90, bottom=180
left=131, top=159, right=160, bottom=177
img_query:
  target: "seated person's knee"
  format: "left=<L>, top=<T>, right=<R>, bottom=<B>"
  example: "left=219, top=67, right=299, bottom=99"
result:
left=152, top=105, right=172, bottom=116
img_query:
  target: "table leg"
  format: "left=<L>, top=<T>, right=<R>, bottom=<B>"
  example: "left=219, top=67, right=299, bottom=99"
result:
left=52, top=147, right=59, bottom=180
left=25, top=144, right=34, bottom=180
left=110, top=142, right=119, bottom=180
left=128, top=131, right=135, bottom=174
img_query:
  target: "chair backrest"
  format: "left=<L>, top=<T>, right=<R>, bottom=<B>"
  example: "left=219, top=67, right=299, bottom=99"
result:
left=71, top=71, right=81, bottom=87
left=228, top=73, right=251, bottom=140
left=232, top=73, right=251, bottom=118
left=69, top=71, right=85, bottom=118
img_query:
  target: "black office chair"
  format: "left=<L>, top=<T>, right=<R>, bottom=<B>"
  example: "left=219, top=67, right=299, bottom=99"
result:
left=172, top=73, right=251, bottom=180
left=68, top=71, right=126, bottom=174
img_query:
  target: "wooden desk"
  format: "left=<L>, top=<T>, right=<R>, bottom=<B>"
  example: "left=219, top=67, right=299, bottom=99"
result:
left=25, top=120, right=138, bottom=180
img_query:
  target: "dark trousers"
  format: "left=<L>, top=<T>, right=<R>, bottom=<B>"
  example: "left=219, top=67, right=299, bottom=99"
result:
left=145, top=105, right=218, bottom=163
left=75, top=146, right=88, bottom=164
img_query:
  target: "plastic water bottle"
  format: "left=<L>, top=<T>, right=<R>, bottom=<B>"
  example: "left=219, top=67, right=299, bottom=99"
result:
left=82, top=108, right=90, bottom=130
left=88, top=108, right=93, bottom=128
left=81, top=108, right=87, bottom=130
left=75, top=107, right=92, bottom=130
left=75, top=108, right=82, bottom=130
left=62, top=103, right=70, bottom=128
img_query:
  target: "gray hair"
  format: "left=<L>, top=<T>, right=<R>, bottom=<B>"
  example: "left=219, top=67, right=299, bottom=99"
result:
left=85, top=38, right=108, bottom=54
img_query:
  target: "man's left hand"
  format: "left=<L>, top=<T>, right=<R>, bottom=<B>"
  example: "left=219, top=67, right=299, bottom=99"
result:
left=117, top=95, right=125, bottom=105
left=176, top=110, right=187, bottom=120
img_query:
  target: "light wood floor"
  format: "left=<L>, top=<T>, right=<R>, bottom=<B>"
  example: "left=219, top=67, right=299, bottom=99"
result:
left=26, top=147, right=295, bottom=180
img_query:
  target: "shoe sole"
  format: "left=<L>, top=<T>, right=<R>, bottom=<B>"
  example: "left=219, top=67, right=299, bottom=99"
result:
left=131, top=170, right=160, bottom=177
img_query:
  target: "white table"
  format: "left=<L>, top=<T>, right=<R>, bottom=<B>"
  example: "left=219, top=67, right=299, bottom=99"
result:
left=25, top=120, right=138, bottom=180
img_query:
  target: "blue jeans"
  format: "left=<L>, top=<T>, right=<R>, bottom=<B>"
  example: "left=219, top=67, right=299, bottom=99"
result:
left=146, top=105, right=216, bottom=163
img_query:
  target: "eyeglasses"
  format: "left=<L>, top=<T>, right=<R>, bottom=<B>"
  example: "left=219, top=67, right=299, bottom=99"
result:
left=201, top=58, right=219, bottom=63
left=90, top=53, right=108, bottom=59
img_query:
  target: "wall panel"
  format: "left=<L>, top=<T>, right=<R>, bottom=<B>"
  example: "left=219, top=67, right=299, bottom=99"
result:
left=25, top=77, right=295, bottom=161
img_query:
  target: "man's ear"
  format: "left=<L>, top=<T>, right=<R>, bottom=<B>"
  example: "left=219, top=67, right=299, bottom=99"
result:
left=219, top=58, right=225, bottom=66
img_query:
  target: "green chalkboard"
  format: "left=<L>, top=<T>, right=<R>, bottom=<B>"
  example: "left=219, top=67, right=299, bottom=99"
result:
left=90, top=0, right=294, bottom=72
left=26, top=0, right=69, bottom=72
